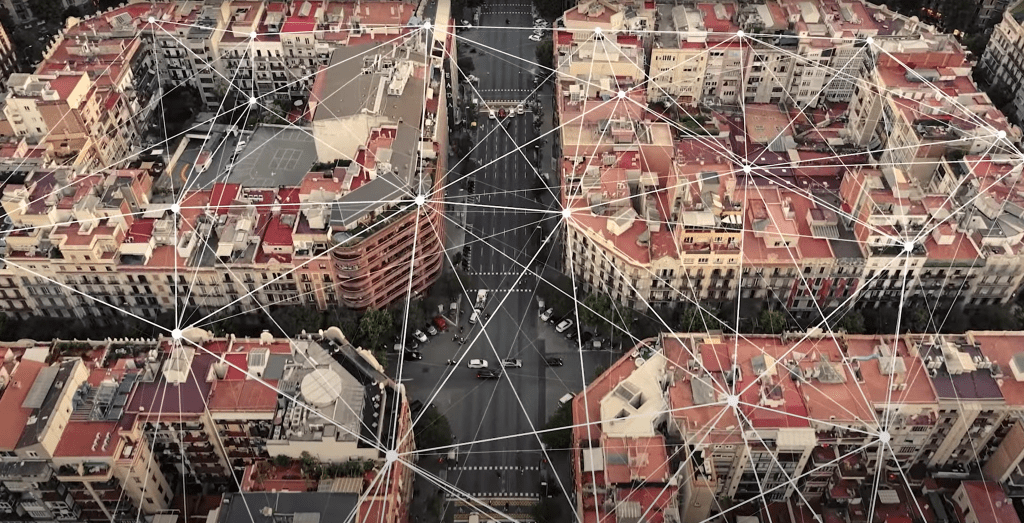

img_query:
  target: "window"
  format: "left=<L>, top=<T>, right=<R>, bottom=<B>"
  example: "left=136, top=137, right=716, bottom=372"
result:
left=25, top=451, right=38, bottom=458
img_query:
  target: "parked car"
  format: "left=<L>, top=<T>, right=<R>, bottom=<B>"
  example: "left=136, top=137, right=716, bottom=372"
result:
left=406, top=338, right=419, bottom=350
left=434, top=316, right=447, bottom=331
left=467, top=359, right=488, bottom=369
left=413, top=329, right=428, bottom=343
left=502, top=358, right=523, bottom=368
left=528, top=34, right=542, bottom=42
left=516, top=105, right=524, bottom=115
left=477, top=369, right=502, bottom=379
left=426, top=324, right=438, bottom=336
left=545, top=357, right=564, bottom=366
left=539, top=308, right=554, bottom=322
left=555, top=319, right=573, bottom=333
left=558, top=392, right=575, bottom=406
left=404, top=350, right=423, bottom=361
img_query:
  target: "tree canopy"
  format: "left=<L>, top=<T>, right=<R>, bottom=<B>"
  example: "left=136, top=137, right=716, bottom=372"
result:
left=541, top=402, right=573, bottom=449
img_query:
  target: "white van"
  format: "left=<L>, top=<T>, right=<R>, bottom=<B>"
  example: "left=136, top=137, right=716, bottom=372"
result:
left=558, top=392, right=575, bottom=406
left=469, top=309, right=480, bottom=324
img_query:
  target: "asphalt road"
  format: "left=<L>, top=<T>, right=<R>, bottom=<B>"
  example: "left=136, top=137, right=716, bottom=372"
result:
left=400, top=0, right=593, bottom=510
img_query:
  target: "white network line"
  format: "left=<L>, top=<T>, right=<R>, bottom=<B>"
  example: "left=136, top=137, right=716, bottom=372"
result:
left=17, top=6, right=1015, bottom=523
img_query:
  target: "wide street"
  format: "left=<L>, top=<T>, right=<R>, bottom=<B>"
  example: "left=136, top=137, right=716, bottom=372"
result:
left=399, top=1, right=618, bottom=516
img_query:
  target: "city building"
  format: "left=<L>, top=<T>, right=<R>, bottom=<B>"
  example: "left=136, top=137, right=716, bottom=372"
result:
left=1, top=0, right=92, bottom=25
left=0, top=326, right=413, bottom=522
left=556, top=0, right=1024, bottom=317
left=981, top=0, right=1024, bottom=123
left=0, top=1, right=450, bottom=319
left=572, top=331, right=1024, bottom=523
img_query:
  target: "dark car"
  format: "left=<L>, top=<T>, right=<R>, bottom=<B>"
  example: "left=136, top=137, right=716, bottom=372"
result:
left=409, top=400, right=424, bottom=413
left=404, top=350, right=423, bottom=361
left=477, top=369, right=502, bottom=379
left=406, top=338, right=419, bottom=350
left=545, top=357, right=564, bottom=366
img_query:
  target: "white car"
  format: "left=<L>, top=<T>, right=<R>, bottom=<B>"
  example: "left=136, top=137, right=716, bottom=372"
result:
left=488, top=110, right=496, bottom=120
left=555, top=319, right=573, bottom=333
left=413, top=329, right=428, bottom=343
left=558, top=392, right=575, bottom=406
left=467, top=359, right=488, bottom=369
left=502, top=358, right=523, bottom=368
left=516, top=105, right=524, bottom=115
left=535, top=18, right=545, bottom=24
left=539, top=308, right=554, bottom=322
left=528, top=34, right=542, bottom=42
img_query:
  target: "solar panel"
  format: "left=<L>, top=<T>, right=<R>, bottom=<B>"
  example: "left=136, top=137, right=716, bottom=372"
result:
left=22, top=367, right=58, bottom=409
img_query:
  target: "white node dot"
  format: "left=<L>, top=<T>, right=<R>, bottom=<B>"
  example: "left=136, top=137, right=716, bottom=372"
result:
left=617, top=90, right=626, bottom=99
left=415, top=194, right=426, bottom=206
left=561, top=208, right=572, bottom=219
left=998, top=130, right=1007, bottom=139
left=736, top=30, right=744, bottom=37
left=902, top=241, right=915, bottom=254
left=742, top=165, right=752, bottom=174
left=171, top=329, right=182, bottom=340
left=726, top=395, right=739, bottom=408
left=594, top=27, right=602, bottom=35
left=423, top=21, right=432, bottom=30
left=249, top=96, right=258, bottom=106
left=879, top=431, right=890, bottom=444
left=170, top=203, right=180, bottom=214
left=249, top=31, right=258, bottom=39
left=865, top=36, right=874, bottom=45
left=147, top=16, right=155, bottom=24
left=385, top=450, right=398, bottom=463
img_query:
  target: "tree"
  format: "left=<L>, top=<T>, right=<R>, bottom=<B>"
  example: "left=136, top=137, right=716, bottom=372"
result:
left=273, top=305, right=324, bottom=337
left=757, top=308, right=787, bottom=334
left=676, top=306, right=705, bottom=332
left=28, top=0, right=65, bottom=24
left=456, top=56, right=475, bottom=74
left=968, top=305, right=1017, bottom=331
left=413, top=405, right=452, bottom=451
left=837, top=310, right=866, bottom=334
left=273, top=455, right=291, bottom=467
left=534, top=40, right=554, bottom=70
left=395, top=299, right=428, bottom=333
left=579, top=293, right=612, bottom=330
left=532, top=497, right=563, bottom=523
left=533, top=0, right=565, bottom=19
left=541, top=401, right=572, bottom=449
left=902, top=306, right=931, bottom=333
left=358, top=308, right=393, bottom=351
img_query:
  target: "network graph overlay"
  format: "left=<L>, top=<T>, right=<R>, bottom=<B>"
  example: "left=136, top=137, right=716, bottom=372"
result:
left=1, top=1, right=1023, bottom=523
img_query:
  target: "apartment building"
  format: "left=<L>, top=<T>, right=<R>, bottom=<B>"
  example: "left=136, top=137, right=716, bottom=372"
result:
left=574, top=330, right=1024, bottom=523
left=0, top=2, right=449, bottom=319
left=557, top=0, right=1024, bottom=317
left=981, top=0, right=1024, bottom=123
left=0, top=327, right=413, bottom=522
left=1, top=0, right=92, bottom=25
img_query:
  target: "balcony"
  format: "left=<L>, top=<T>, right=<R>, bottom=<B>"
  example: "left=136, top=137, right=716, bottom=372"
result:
left=837, top=453, right=868, bottom=479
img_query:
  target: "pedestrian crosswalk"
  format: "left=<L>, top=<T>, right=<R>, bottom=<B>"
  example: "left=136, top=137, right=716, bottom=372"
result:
left=468, top=271, right=537, bottom=277
left=448, top=493, right=539, bottom=502
left=448, top=465, right=541, bottom=471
